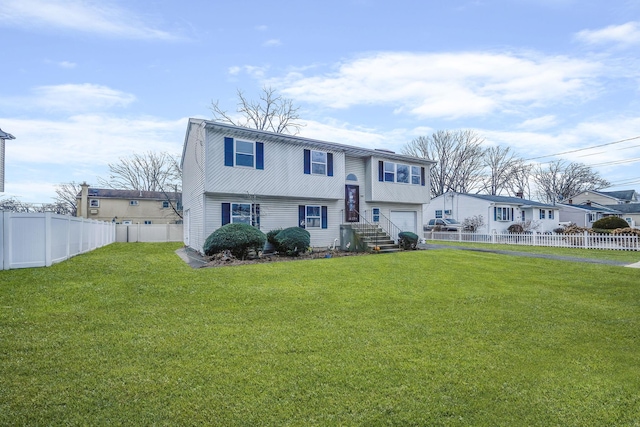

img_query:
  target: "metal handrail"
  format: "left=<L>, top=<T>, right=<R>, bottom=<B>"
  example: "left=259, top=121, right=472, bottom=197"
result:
left=374, top=210, right=404, bottom=244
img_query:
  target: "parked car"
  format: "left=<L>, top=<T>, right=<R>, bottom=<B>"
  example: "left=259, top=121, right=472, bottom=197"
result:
left=424, top=218, right=462, bottom=231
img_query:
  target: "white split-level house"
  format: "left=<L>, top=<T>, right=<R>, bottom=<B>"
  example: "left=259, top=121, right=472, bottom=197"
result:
left=424, top=192, right=561, bottom=233
left=181, top=119, right=435, bottom=253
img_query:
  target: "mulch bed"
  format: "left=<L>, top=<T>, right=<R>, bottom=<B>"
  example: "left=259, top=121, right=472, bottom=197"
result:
left=204, top=249, right=371, bottom=268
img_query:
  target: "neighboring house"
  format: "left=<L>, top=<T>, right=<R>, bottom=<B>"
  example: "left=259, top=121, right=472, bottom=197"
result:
left=569, top=189, right=638, bottom=205
left=180, top=119, right=434, bottom=253
left=557, top=203, right=622, bottom=228
left=424, top=192, right=561, bottom=233
left=603, top=203, right=640, bottom=228
left=76, top=183, right=182, bottom=224
left=0, top=127, right=16, bottom=193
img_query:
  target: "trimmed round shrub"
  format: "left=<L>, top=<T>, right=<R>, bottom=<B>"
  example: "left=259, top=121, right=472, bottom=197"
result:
left=274, top=227, right=310, bottom=256
left=398, top=231, right=419, bottom=250
left=266, top=228, right=283, bottom=252
left=592, top=216, right=629, bottom=230
left=203, top=223, right=266, bottom=259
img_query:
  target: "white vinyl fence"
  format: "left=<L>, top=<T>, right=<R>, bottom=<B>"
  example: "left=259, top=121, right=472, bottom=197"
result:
left=425, top=230, right=639, bottom=251
left=1, top=212, right=116, bottom=270
left=115, top=224, right=183, bottom=243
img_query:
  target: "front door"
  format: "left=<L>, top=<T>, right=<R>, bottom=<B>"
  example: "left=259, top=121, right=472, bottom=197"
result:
left=345, top=185, right=359, bottom=222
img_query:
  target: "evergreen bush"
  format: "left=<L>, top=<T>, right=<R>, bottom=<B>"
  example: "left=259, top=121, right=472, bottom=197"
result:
left=398, top=231, right=419, bottom=250
left=203, top=223, right=266, bottom=259
left=274, top=227, right=310, bottom=256
left=592, top=217, right=629, bottom=230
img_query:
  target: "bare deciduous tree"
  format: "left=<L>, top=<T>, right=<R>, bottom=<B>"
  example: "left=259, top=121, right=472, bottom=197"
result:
left=0, top=196, right=34, bottom=212
left=403, top=130, right=485, bottom=197
left=211, top=86, right=304, bottom=135
left=98, top=151, right=181, bottom=192
left=507, top=163, right=534, bottom=199
left=481, top=146, right=529, bottom=196
left=533, top=160, right=610, bottom=204
left=54, top=181, right=82, bottom=216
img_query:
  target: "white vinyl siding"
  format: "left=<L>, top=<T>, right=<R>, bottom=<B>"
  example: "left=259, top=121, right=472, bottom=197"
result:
left=206, top=132, right=344, bottom=200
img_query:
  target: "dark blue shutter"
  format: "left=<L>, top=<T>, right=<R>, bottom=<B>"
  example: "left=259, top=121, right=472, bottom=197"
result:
left=327, top=153, right=333, bottom=177
left=378, top=161, right=384, bottom=182
left=298, top=205, right=306, bottom=228
left=321, top=206, right=328, bottom=229
left=493, top=207, right=497, bottom=221
left=421, top=167, right=426, bottom=186
left=222, top=203, right=231, bottom=225
left=304, top=149, right=311, bottom=174
left=224, top=137, right=234, bottom=167
left=252, top=204, right=261, bottom=229
left=256, top=142, right=264, bottom=170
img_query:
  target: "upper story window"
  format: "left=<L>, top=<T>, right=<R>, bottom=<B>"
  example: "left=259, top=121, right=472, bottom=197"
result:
left=162, top=201, right=170, bottom=208
left=235, top=140, right=254, bottom=167
left=378, top=161, right=425, bottom=186
left=130, top=200, right=139, bottom=206
left=384, top=162, right=395, bottom=182
left=396, top=164, right=409, bottom=183
left=411, top=166, right=421, bottom=185
left=304, top=149, right=333, bottom=176
left=89, top=199, right=99, bottom=208
left=224, top=137, right=264, bottom=170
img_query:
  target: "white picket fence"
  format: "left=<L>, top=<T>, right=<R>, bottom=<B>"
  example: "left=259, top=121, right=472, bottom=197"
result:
left=1, top=212, right=116, bottom=270
left=425, top=230, right=639, bottom=251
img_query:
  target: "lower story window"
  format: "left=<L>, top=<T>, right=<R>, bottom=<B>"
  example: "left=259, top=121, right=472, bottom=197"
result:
left=435, top=210, right=443, bottom=218
left=494, top=207, right=513, bottom=221
left=548, top=210, right=554, bottom=219
left=539, top=209, right=546, bottom=219
left=306, top=206, right=321, bottom=228
left=144, top=220, right=152, bottom=225
left=232, top=203, right=251, bottom=224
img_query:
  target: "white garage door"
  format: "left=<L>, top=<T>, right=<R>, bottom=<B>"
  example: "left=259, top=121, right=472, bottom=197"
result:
left=390, top=211, right=417, bottom=234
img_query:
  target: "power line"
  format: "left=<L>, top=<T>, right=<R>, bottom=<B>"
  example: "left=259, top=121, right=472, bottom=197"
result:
left=524, top=135, right=640, bottom=161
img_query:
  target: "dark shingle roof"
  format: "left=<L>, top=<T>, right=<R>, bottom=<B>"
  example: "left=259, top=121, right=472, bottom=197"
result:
left=559, top=203, right=622, bottom=213
left=465, top=193, right=557, bottom=208
left=79, top=188, right=181, bottom=201
left=599, top=190, right=637, bottom=202
left=604, top=203, right=640, bottom=214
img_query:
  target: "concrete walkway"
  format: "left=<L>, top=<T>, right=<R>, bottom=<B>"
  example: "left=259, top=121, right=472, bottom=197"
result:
left=175, top=247, right=208, bottom=268
left=419, top=243, right=639, bottom=267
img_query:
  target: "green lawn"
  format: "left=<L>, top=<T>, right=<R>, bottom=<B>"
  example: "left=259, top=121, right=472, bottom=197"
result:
left=427, top=239, right=640, bottom=263
left=1, top=243, right=639, bottom=426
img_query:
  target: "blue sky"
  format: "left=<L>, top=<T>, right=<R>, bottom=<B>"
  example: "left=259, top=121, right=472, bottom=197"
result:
left=1, top=0, right=639, bottom=203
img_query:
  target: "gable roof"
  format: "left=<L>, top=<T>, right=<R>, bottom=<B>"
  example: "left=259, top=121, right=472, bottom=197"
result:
left=77, top=188, right=181, bottom=201
left=464, top=193, right=557, bottom=208
left=603, top=203, right=640, bottom=214
left=0, top=128, right=15, bottom=140
left=559, top=203, right=621, bottom=214
left=599, top=190, right=637, bottom=202
left=182, top=118, right=436, bottom=167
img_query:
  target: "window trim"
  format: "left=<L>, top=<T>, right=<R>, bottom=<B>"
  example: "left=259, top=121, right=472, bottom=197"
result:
left=231, top=202, right=252, bottom=224
left=539, top=209, right=546, bottom=219
left=435, top=210, right=443, bottom=219
left=311, top=150, right=327, bottom=175
left=494, top=206, right=513, bottom=221
left=162, top=200, right=170, bottom=208
left=89, top=199, right=100, bottom=208
left=234, top=139, right=255, bottom=168
left=381, top=161, right=423, bottom=185
left=305, top=205, right=322, bottom=228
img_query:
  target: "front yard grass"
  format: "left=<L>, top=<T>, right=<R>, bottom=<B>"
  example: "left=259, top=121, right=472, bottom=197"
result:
left=427, top=239, right=640, bottom=263
left=1, top=243, right=639, bottom=426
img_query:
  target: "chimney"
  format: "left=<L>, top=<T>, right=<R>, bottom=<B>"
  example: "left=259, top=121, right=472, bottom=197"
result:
left=568, top=199, right=573, bottom=205
left=79, top=182, right=89, bottom=218
left=516, top=191, right=523, bottom=199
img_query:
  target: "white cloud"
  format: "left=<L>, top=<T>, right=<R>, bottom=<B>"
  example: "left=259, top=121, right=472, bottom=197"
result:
left=516, top=115, right=558, bottom=130
left=275, top=51, right=602, bottom=120
left=0, top=0, right=182, bottom=40
left=575, top=21, right=640, bottom=48
left=3, top=114, right=186, bottom=167
left=263, top=39, right=282, bottom=47
left=0, top=84, right=136, bottom=113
